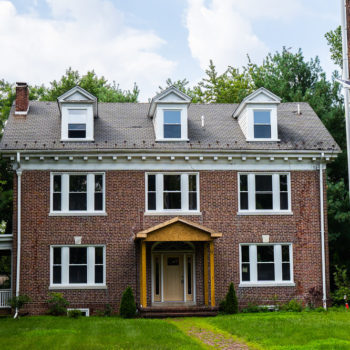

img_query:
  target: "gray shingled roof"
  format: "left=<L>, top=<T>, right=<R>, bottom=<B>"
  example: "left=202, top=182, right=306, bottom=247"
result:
left=0, top=101, right=340, bottom=153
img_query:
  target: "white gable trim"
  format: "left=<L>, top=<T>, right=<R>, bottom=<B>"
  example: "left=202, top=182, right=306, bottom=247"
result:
left=58, top=86, right=97, bottom=103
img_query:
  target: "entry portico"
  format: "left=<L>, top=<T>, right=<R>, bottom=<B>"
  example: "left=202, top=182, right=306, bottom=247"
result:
left=135, top=217, right=222, bottom=308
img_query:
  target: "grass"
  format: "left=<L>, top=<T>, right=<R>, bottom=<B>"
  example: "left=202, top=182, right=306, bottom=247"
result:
left=203, top=310, right=350, bottom=349
left=0, top=316, right=205, bottom=350
left=1, top=310, right=350, bottom=349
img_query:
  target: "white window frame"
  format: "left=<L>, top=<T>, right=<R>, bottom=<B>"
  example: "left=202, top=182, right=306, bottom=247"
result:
left=50, top=245, right=106, bottom=289
left=253, top=109, right=272, bottom=139
left=50, top=172, right=106, bottom=216
left=145, top=173, right=200, bottom=215
left=238, top=172, right=292, bottom=215
left=246, top=107, right=279, bottom=141
left=67, top=308, right=90, bottom=317
left=239, top=243, right=294, bottom=287
left=163, top=109, right=182, bottom=139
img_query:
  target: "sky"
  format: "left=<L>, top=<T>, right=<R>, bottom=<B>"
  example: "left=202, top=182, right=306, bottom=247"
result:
left=0, top=0, right=341, bottom=101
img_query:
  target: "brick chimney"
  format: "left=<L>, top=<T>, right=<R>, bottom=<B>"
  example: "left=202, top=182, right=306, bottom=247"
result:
left=15, top=82, right=29, bottom=115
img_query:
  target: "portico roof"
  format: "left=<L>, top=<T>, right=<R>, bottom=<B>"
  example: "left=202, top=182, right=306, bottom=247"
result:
left=135, top=217, right=222, bottom=241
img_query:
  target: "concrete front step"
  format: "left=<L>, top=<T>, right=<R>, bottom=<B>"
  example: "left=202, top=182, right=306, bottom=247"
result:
left=139, top=305, right=219, bottom=318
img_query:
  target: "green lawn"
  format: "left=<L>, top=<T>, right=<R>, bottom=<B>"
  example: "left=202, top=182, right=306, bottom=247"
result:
left=1, top=311, right=350, bottom=350
left=204, top=310, right=350, bottom=349
left=0, top=316, right=204, bottom=350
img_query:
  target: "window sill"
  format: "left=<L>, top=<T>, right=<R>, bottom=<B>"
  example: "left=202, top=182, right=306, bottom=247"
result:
left=239, top=282, right=295, bottom=288
left=246, top=138, right=280, bottom=142
left=49, top=284, right=107, bottom=290
left=237, top=211, right=293, bottom=216
left=144, top=211, right=202, bottom=216
left=61, top=138, right=94, bottom=142
left=49, top=212, right=107, bottom=217
left=155, top=138, right=189, bottom=142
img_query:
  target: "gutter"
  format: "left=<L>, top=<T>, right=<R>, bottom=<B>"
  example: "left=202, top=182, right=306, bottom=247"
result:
left=14, top=152, right=22, bottom=318
left=319, top=152, right=327, bottom=309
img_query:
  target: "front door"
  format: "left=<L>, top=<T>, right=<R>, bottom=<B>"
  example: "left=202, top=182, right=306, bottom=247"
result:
left=163, top=255, right=184, bottom=301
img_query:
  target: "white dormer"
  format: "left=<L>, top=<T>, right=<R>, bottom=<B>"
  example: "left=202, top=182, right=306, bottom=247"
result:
left=58, top=86, right=97, bottom=142
left=233, top=87, right=281, bottom=142
left=148, top=86, right=192, bottom=141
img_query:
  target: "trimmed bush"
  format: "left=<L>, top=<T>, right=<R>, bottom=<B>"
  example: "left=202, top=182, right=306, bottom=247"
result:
left=119, top=286, right=136, bottom=318
left=67, top=309, right=82, bottom=318
left=47, top=292, right=69, bottom=316
left=223, top=283, right=238, bottom=314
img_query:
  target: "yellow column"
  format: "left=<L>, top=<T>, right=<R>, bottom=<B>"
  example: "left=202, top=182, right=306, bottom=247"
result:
left=210, top=241, right=215, bottom=307
left=204, top=243, right=209, bottom=306
left=140, top=240, right=147, bottom=307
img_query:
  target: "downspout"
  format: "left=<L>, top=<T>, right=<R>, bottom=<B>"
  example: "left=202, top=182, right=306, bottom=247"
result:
left=319, top=153, right=327, bottom=310
left=14, top=152, right=22, bottom=318
left=341, top=0, right=350, bottom=201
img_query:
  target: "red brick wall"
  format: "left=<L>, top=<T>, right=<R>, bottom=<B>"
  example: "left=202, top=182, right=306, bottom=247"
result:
left=12, top=169, right=328, bottom=314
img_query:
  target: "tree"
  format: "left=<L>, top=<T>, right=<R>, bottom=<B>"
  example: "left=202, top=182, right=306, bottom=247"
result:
left=223, top=283, right=239, bottom=314
left=325, top=26, right=342, bottom=68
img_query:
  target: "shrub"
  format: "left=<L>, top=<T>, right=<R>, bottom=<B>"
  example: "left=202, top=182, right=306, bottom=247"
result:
left=281, top=299, right=303, bottom=312
left=306, top=287, right=322, bottom=309
left=67, top=309, right=82, bottom=318
left=97, top=304, right=113, bottom=317
left=8, top=295, right=31, bottom=313
left=119, top=287, right=136, bottom=318
left=332, top=266, right=350, bottom=306
left=223, top=283, right=238, bottom=314
left=47, top=292, right=69, bottom=316
left=242, top=302, right=270, bottom=313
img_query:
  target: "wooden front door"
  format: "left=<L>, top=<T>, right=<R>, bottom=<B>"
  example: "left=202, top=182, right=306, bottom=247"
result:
left=163, top=255, right=184, bottom=301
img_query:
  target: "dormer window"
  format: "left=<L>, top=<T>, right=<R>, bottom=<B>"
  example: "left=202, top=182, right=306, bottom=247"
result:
left=164, top=110, right=181, bottom=138
left=57, top=86, right=97, bottom=142
left=233, top=87, right=280, bottom=142
left=254, top=110, right=271, bottom=139
left=148, top=86, right=191, bottom=142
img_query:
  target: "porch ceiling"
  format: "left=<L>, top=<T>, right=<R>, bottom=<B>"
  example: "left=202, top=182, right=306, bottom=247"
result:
left=135, top=217, right=222, bottom=242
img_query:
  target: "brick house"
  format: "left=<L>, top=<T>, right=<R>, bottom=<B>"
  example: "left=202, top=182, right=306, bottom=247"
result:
left=0, top=83, right=340, bottom=316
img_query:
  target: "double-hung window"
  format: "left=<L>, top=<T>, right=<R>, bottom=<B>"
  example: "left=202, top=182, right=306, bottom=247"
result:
left=253, top=110, right=271, bottom=139
left=239, top=173, right=290, bottom=213
left=51, top=173, right=105, bottom=214
left=67, top=109, right=87, bottom=139
left=163, top=110, right=181, bottom=139
left=146, top=173, right=199, bottom=213
left=51, top=246, right=106, bottom=288
left=240, top=244, right=293, bottom=285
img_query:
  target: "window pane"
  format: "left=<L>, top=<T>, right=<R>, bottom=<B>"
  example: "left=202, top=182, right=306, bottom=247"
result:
left=187, top=257, right=192, bottom=295
left=68, top=124, right=86, bottom=139
left=280, top=193, right=288, bottom=210
left=189, top=175, right=197, bottom=191
left=242, top=263, right=250, bottom=281
left=95, top=247, right=103, bottom=264
left=257, top=246, right=274, bottom=262
left=254, top=125, right=271, bottom=138
left=53, top=175, right=61, bottom=192
left=240, top=175, right=248, bottom=192
left=240, top=193, right=248, bottom=210
left=69, top=266, right=87, bottom=283
left=164, top=110, right=181, bottom=124
left=189, top=192, right=197, bottom=210
left=255, top=175, right=272, bottom=191
left=258, top=263, right=275, bottom=281
left=282, top=245, right=290, bottom=261
left=254, top=110, right=270, bottom=124
left=255, top=193, right=273, bottom=209
left=69, top=193, right=87, bottom=210
left=148, top=193, right=156, bottom=210
left=148, top=175, right=156, bottom=191
left=241, top=246, right=249, bottom=262
left=95, top=266, right=103, bottom=283
left=70, top=248, right=87, bottom=264
left=282, top=263, right=291, bottom=281
left=164, top=192, right=181, bottom=209
left=164, top=124, right=181, bottom=138
left=70, top=175, right=87, bottom=192
left=280, top=175, right=288, bottom=191
left=53, top=247, right=61, bottom=265
left=53, top=193, right=61, bottom=211
left=95, top=175, right=103, bottom=192
left=94, top=193, right=103, bottom=211
left=164, top=175, right=181, bottom=191
left=53, top=266, right=61, bottom=284
left=155, top=258, right=160, bottom=295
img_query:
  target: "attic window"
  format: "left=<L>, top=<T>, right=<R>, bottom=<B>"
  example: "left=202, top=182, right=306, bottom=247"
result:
left=164, top=110, right=181, bottom=138
left=254, top=110, right=271, bottom=139
left=68, top=124, right=86, bottom=138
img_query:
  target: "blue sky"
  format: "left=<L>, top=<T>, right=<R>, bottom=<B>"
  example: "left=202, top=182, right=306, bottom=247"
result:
left=0, top=0, right=340, bottom=100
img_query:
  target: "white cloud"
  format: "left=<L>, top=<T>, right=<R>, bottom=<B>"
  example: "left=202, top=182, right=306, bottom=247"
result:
left=0, top=0, right=176, bottom=100
left=185, top=0, right=303, bottom=73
